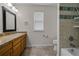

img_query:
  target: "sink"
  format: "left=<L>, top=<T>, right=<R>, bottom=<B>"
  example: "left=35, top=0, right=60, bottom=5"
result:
left=0, top=32, right=16, bottom=37
left=0, top=34, right=4, bottom=37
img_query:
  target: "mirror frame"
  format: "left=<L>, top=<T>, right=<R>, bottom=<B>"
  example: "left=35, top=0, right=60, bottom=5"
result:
left=2, top=6, right=16, bottom=32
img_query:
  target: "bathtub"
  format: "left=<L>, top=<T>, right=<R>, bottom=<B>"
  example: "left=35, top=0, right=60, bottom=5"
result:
left=61, top=48, right=79, bottom=56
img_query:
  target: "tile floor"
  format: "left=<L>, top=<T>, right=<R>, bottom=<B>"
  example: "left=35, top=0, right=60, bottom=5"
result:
left=22, top=47, right=56, bottom=56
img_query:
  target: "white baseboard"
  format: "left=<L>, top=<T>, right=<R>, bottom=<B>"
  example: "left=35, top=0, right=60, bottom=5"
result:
left=27, top=44, right=54, bottom=47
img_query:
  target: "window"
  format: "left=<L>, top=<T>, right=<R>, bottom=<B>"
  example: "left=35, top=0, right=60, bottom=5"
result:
left=34, top=12, right=44, bottom=31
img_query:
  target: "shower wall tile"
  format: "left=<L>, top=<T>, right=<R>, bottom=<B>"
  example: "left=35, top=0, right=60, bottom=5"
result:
left=60, top=11, right=78, bottom=15
left=60, top=6, right=79, bottom=11
left=60, top=4, right=79, bottom=48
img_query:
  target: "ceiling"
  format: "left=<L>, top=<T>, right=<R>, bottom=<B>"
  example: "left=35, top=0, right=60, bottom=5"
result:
left=13, top=3, right=57, bottom=6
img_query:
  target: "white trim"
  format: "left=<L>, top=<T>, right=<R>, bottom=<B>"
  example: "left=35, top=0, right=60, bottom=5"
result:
left=57, top=3, right=60, bottom=56
left=27, top=44, right=54, bottom=47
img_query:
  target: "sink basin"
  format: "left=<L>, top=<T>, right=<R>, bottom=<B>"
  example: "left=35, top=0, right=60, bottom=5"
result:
left=0, top=34, right=4, bottom=37
left=0, top=32, right=16, bottom=37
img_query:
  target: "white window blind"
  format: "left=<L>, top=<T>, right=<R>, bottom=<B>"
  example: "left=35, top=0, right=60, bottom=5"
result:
left=34, top=12, right=44, bottom=31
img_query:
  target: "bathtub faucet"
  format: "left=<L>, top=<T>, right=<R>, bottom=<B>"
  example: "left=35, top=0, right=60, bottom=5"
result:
left=71, top=48, right=74, bottom=52
left=70, top=43, right=76, bottom=48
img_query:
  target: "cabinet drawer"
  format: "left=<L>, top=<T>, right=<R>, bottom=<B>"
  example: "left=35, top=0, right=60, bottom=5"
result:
left=12, top=36, right=22, bottom=46
left=13, top=35, right=26, bottom=46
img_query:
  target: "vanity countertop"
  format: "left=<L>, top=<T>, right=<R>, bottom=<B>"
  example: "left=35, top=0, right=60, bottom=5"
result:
left=0, top=33, right=26, bottom=46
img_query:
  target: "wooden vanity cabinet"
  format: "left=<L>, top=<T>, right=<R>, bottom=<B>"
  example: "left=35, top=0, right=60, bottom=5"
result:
left=0, top=33, right=27, bottom=56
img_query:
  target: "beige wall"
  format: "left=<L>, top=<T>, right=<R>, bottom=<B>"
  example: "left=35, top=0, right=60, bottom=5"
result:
left=14, top=4, right=57, bottom=47
left=60, top=3, right=79, bottom=48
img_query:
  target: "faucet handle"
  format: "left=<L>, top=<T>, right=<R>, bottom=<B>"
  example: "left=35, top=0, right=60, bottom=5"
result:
left=43, top=34, right=48, bottom=38
left=70, top=43, right=76, bottom=47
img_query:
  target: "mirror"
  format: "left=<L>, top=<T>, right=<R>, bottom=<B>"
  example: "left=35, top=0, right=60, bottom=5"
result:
left=2, top=6, right=16, bottom=32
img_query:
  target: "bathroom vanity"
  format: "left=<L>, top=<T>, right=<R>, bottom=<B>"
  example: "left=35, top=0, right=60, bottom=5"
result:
left=0, top=32, right=27, bottom=56
left=0, top=6, right=27, bottom=56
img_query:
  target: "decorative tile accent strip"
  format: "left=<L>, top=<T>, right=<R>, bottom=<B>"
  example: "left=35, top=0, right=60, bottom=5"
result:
left=60, top=6, right=79, bottom=11
left=60, top=15, right=79, bottom=19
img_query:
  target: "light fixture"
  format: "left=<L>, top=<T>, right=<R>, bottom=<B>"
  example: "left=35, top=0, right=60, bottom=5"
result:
left=12, top=6, right=18, bottom=12
left=7, top=3, right=13, bottom=7
left=15, top=9, right=18, bottom=12
left=6, top=3, right=18, bottom=12
left=12, top=6, right=15, bottom=10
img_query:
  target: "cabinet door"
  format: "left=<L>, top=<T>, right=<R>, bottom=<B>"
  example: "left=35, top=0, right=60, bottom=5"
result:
left=21, top=35, right=26, bottom=53
left=13, top=43, right=21, bottom=56
left=21, top=39, right=25, bottom=53
left=23, top=35, right=26, bottom=49
left=2, top=49, right=12, bottom=56
left=0, top=41, right=12, bottom=56
left=13, top=37, right=21, bottom=46
left=23, top=37, right=26, bottom=49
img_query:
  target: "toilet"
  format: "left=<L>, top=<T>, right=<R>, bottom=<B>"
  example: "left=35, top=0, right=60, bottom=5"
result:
left=53, top=40, right=57, bottom=51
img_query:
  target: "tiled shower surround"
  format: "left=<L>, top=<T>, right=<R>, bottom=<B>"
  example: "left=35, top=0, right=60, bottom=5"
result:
left=60, top=3, right=79, bottom=48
